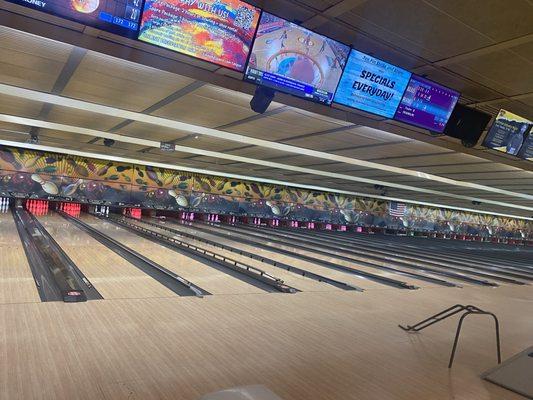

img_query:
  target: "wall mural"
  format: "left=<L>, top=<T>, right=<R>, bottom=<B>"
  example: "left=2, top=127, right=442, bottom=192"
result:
left=0, top=145, right=531, bottom=238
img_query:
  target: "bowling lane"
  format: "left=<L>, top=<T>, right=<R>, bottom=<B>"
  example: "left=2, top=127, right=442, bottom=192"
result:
left=160, top=220, right=388, bottom=290
left=134, top=219, right=342, bottom=292
left=80, top=214, right=270, bottom=295
left=195, top=222, right=444, bottom=289
left=38, top=214, right=179, bottom=300
left=232, top=225, right=487, bottom=286
left=315, top=230, right=533, bottom=275
left=0, top=212, right=41, bottom=304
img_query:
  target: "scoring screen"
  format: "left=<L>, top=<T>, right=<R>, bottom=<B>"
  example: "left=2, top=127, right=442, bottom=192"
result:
left=394, top=75, right=460, bottom=133
left=5, top=0, right=143, bottom=37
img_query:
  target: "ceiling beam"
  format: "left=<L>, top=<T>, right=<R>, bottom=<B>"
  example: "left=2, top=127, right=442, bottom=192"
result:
left=30, top=46, right=87, bottom=138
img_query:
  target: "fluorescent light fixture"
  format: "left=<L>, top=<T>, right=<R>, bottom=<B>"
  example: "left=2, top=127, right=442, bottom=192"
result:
left=0, top=83, right=531, bottom=202
left=1, top=114, right=533, bottom=213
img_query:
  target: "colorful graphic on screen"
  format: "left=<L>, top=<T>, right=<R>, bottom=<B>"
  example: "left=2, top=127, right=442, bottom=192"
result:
left=333, top=49, right=411, bottom=118
left=394, top=75, right=460, bottom=133
left=5, top=0, right=143, bottom=37
left=244, top=12, right=350, bottom=105
left=483, top=109, right=532, bottom=157
left=138, top=0, right=260, bottom=71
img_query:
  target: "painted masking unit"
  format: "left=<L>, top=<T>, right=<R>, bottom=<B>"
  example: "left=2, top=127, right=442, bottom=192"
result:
left=0, top=145, right=531, bottom=237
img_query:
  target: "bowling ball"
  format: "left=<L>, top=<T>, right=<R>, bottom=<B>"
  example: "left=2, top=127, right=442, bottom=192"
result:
left=154, top=189, right=168, bottom=200
left=10, top=173, right=35, bottom=191
left=84, top=181, right=104, bottom=200
left=71, top=0, right=99, bottom=13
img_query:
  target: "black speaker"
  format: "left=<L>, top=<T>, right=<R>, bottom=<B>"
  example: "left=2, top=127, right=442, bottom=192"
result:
left=250, top=86, right=276, bottom=114
left=444, top=104, right=492, bottom=147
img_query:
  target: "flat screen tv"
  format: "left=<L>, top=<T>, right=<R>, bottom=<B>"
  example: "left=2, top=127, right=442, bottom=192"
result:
left=138, top=0, right=261, bottom=72
left=5, top=0, right=144, bottom=38
left=483, top=109, right=532, bottom=156
left=393, top=75, right=460, bottom=133
left=244, top=12, right=350, bottom=105
left=333, top=49, right=411, bottom=118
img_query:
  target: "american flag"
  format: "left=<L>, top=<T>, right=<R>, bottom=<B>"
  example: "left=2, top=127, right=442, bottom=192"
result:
left=389, top=201, right=407, bottom=217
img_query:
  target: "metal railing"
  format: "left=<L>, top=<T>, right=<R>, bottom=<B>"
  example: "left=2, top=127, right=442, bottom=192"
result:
left=399, top=304, right=501, bottom=368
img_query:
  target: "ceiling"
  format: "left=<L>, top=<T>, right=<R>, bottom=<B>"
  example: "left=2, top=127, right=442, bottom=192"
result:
left=0, top=0, right=532, bottom=219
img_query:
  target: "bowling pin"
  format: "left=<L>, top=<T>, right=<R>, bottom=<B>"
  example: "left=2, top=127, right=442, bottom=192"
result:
left=31, top=174, right=59, bottom=195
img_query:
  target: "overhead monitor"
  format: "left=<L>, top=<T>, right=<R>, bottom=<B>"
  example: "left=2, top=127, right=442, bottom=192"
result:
left=483, top=109, right=532, bottom=156
left=244, top=12, right=350, bottom=105
left=5, top=0, right=144, bottom=38
left=394, top=75, right=460, bottom=133
left=333, top=49, right=411, bottom=118
left=138, top=0, right=261, bottom=72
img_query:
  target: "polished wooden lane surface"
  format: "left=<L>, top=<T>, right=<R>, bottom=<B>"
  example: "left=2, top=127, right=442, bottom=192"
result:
left=168, top=221, right=404, bottom=291
left=0, top=212, right=41, bottom=304
left=136, top=220, right=342, bottom=293
left=39, top=214, right=179, bottom=300
left=0, top=285, right=531, bottom=399
left=79, top=214, right=270, bottom=295
left=197, top=223, right=459, bottom=289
